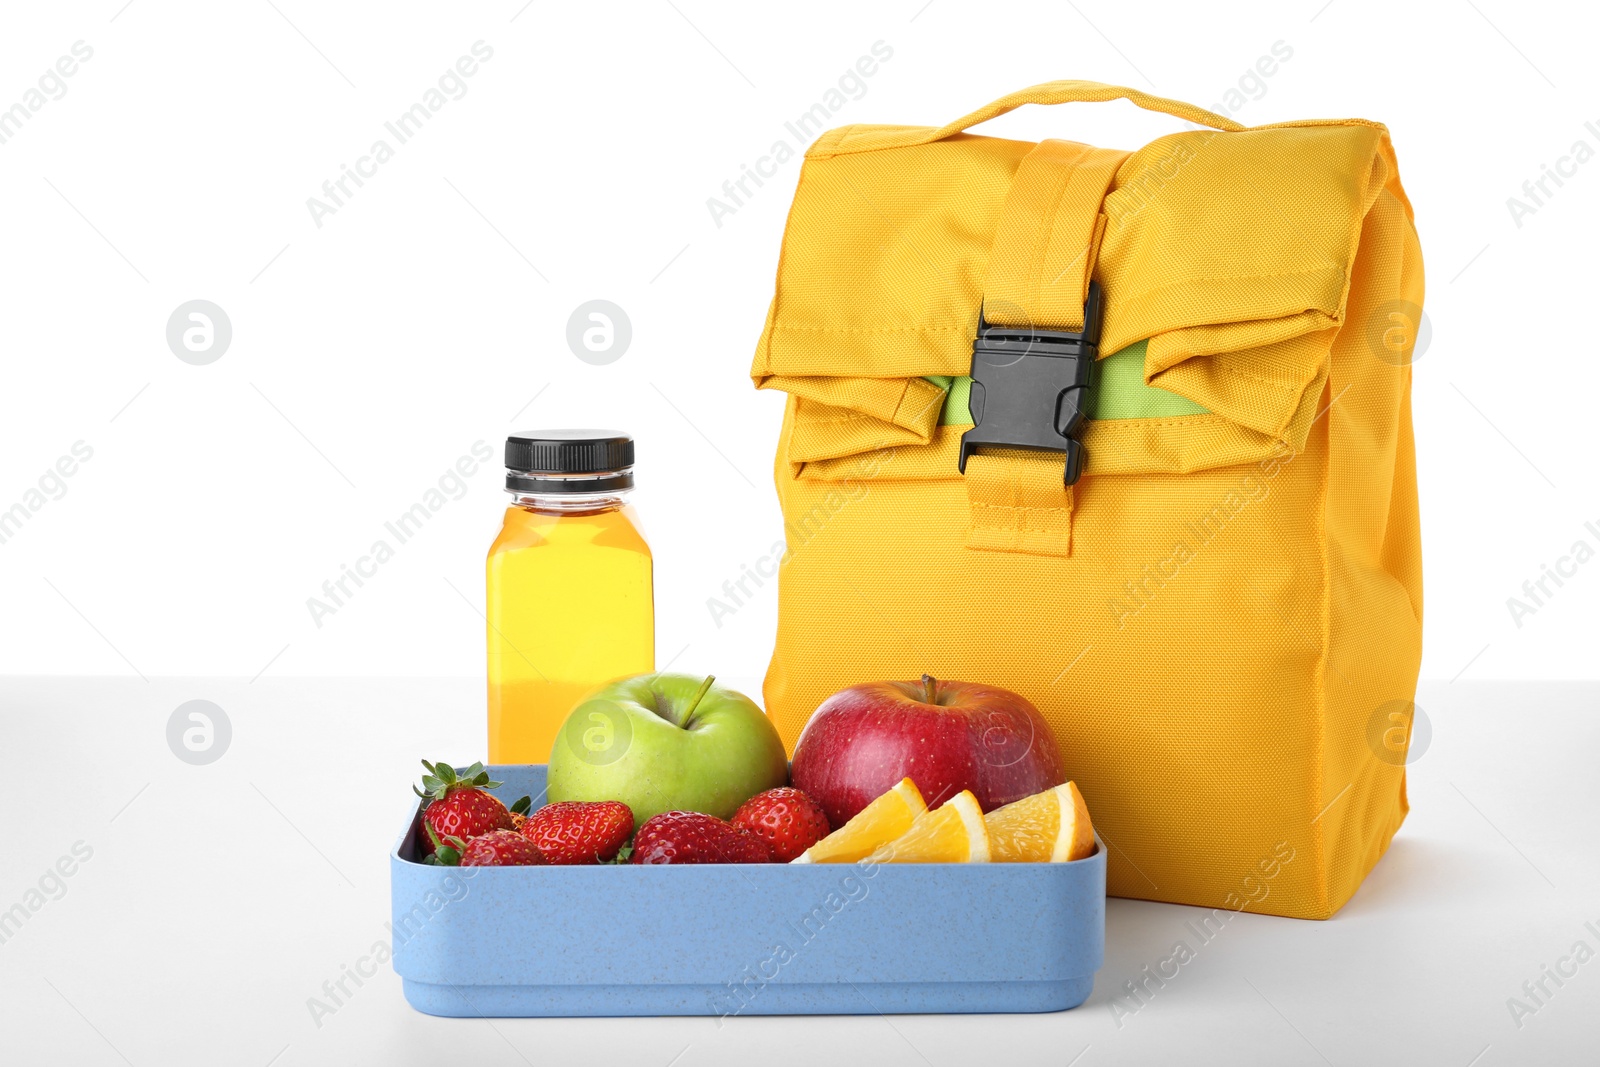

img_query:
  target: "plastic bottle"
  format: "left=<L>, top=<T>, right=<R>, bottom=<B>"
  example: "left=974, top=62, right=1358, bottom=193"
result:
left=486, top=430, right=653, bottom=764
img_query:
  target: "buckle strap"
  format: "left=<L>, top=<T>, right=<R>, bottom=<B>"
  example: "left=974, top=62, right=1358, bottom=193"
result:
left=959, top=139, right=1125, bottom=557
left=966, top=454, right=1077, bottom=557
left=982, top=139, right=1127, bottom=332
left=959, top=140, right=1127, bottom=492
left=959, top=282, right=1102, bottom=486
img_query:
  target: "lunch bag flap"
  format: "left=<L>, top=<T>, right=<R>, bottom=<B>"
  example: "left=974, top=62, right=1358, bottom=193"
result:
left=751, top=81, right=1409, bottom=476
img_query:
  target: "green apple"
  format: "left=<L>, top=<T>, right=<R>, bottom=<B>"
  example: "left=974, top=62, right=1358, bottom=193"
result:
left=547, top=673, right=788, bottom=823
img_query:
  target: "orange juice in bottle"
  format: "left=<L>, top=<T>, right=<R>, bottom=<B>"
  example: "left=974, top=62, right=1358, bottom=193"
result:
left=486, top=430, right=653, bottom=763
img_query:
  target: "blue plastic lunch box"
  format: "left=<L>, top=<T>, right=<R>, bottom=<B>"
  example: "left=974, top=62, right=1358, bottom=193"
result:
left=390, top=765, right=1105, bottom=1017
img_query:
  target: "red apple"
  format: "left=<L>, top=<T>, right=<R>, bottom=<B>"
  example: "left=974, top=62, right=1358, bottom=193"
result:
left=791, top=674, right=1065, bottom=826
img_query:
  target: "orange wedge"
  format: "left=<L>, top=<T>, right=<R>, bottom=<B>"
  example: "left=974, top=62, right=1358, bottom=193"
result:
left=793, top=778, right=926, bottom=864
left=984, top=781, right=1095, bottom=862
left=874, top=790, right=990, bottom=863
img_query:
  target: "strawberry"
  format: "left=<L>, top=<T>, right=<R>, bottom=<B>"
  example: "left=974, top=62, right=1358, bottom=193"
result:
left=424, top=828, right=546, bottom=867
left=732, top=787, right=831, bottom=863
left=520, top=801, right=634, bottom=865
left=630, top=811, right=772, bottom=865
left=458, top=830, right=546, bottom=867
left=414, top=759, right=512, bottom=853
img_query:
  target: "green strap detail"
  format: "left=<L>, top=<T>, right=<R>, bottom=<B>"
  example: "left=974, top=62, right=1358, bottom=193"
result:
left=923, top=374, right=974, bottom=425
left=927, top=339, right=1208, bottom=425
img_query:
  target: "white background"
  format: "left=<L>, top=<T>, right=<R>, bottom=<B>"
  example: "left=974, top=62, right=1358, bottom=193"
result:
left=1, top=0, right=1595, bottom=685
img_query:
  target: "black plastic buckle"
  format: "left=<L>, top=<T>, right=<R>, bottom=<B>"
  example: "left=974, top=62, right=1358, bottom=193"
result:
left=958, top=282, right=1102, bottom=486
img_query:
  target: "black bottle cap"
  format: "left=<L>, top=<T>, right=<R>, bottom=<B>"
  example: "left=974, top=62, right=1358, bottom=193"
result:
left=505, top=430, right=633, bottom=494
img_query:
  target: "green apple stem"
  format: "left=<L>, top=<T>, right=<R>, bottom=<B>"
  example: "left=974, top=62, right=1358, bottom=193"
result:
left=921, top=673, right=938, bottom=705
left=684, top=674, right=716, bottom=723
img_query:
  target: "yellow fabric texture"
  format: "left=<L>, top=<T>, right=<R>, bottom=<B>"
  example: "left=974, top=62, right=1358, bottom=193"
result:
left=751, top=81, right=1424, bottom=920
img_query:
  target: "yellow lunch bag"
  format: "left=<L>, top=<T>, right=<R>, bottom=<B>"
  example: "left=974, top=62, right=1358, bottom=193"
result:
left=750, top=81, right=1423, bottom=919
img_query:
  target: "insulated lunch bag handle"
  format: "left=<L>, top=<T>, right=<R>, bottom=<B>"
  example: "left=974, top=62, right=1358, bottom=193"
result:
left=929, top=80, right=1247, bottom=141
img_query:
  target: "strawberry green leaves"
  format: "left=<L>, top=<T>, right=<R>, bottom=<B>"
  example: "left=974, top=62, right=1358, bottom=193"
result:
left=414, top=759, right=504, bottom=801
left=421, top=821, right=467, bottom=866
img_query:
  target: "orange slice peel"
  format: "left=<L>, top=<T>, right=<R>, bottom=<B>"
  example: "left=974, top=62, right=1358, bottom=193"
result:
left=984, top=781, right=1095, bottom=863
left=792, top=777, right=926, bottom=864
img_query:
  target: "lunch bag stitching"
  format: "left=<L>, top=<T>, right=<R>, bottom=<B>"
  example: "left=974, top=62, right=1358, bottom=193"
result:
left=771, top=324, right=971, bottom=333
left=1203, top=363, right=1305, bottom=392
left=1117, top=265, right=1349, bottom=307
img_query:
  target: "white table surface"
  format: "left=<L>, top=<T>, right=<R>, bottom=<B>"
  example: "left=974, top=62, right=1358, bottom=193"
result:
left=2, top=677, right=1595, bottom=1066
